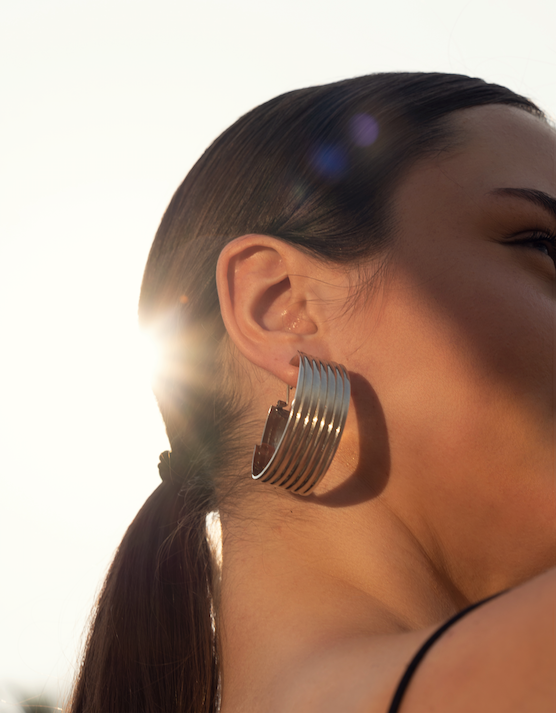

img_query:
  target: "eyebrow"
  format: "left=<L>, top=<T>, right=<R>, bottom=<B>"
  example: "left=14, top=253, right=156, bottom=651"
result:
left=489, top=187, right=556, bottom=222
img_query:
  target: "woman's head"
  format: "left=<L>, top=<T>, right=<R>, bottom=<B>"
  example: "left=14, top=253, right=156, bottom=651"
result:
left=138, top=72, right=545, bottom=513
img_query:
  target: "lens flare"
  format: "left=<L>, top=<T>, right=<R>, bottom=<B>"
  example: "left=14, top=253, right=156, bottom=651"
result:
left=135, top=327, right=164, bottom=385
left=310, top=143, right=348, bottom=180
left=349, top=113, right=379, bottom=147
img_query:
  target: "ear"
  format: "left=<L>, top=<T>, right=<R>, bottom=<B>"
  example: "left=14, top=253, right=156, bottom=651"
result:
left=216, top=235, right=345, bottom=386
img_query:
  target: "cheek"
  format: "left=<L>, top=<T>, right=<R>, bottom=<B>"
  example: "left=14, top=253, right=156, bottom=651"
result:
left=419, top=251, right=553, bottom=411
left=355, top=248, right=553, bottom=441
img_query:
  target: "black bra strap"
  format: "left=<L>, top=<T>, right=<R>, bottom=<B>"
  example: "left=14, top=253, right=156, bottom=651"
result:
left=387, top=593, right=502, bottom=713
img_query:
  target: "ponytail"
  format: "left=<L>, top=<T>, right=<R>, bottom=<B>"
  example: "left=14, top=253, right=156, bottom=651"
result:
left=69, top=478, right=218, bottom=713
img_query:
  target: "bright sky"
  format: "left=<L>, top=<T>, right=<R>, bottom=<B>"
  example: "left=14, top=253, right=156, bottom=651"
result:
left=1, top=0, right=555, bottom=709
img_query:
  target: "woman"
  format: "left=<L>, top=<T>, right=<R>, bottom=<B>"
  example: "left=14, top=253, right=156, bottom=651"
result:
left=70, top=73, right=555, bottom=712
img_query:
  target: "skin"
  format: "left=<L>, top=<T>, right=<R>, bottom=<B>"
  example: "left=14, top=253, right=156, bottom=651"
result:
left=215, top=105, right=556, bottom=713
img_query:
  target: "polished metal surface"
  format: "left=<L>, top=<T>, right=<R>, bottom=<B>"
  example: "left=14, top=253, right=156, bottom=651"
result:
left=252, top=353, right=350, bottom=495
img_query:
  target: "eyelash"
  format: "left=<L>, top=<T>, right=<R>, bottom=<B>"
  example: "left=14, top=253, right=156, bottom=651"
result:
left=513, top=230, right=556, bottom=260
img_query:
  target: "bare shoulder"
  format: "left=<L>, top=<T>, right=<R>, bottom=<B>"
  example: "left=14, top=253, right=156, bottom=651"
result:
left=401, top=569, right=556, bottom=713
left=272, top=570, right=555, bottom=713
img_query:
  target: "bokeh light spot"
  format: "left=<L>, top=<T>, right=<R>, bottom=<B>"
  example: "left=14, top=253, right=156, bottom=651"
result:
left=310, top=143, right=348, bottom=180
left=349, top=113, right=379, bottom=147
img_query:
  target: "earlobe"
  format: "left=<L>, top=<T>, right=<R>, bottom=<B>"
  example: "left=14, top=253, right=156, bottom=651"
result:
left=216, top=235, right=322, bottom=384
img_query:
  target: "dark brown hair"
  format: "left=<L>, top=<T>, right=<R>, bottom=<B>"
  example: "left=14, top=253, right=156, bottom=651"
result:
left=69, top=73, right=542, bottom=713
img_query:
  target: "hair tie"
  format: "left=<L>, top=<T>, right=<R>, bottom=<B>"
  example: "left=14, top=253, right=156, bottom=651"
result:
left=158, top=450, right=180, bottom=486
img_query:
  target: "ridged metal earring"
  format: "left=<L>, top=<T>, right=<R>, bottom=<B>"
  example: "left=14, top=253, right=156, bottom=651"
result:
left=252, top=352, right=350, bottom=495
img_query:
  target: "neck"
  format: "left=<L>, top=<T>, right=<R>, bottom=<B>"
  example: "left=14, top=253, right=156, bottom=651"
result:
left=217, top=482, right=462, bottom=708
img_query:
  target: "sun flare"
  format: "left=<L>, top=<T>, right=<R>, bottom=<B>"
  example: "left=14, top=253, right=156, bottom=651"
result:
left=134, top=327, right=164, bottom=387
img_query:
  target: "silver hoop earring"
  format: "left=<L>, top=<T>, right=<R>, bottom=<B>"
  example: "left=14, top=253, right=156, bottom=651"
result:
left=252, top=352, right=350, bottom=495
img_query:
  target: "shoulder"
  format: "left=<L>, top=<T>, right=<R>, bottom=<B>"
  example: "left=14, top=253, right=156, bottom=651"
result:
left=273, top=569, right=555, bottom=713
left=400, top=569, right=556, bottom=713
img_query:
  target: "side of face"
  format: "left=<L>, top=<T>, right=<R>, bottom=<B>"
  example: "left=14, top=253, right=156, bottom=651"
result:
left=336, top=105, right=555, bottom=586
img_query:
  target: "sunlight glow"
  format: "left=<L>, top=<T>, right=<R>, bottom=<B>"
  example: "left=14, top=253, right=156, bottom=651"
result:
left=135, top=327, right=164, bottom=386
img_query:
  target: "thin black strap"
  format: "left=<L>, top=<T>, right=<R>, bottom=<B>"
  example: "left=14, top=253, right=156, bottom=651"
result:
left=387, top=593, right=502, bottom=713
